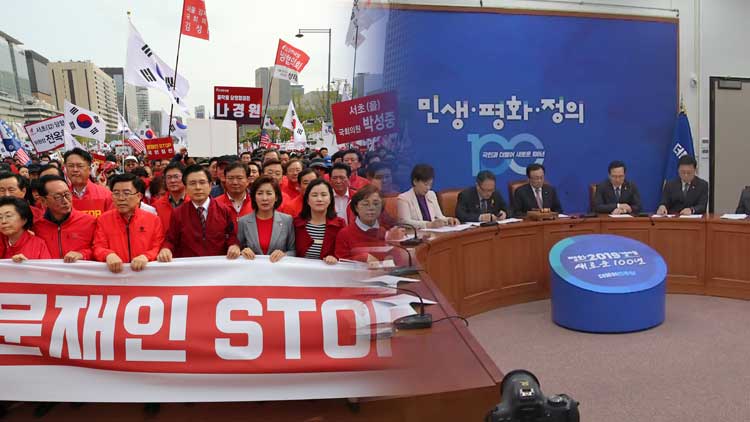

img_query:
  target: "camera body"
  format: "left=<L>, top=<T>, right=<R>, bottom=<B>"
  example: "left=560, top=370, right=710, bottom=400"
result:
left=486, top=370, right=579, bottom=422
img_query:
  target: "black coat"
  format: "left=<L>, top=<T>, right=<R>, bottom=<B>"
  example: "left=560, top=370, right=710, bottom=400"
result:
left=512, top=183, right=563, bottom=217
left=660, top=177, right=708, bottom=214
left=593, top=180, right=642, bottom=214
left=455, top=186, right=508, bottom=223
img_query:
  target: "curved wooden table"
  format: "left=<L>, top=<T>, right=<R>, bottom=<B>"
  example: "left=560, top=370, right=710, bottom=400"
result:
left=415, top=216, right=750, bottom=317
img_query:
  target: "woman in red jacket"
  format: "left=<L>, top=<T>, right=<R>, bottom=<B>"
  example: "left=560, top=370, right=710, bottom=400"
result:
left=0, top=196, right=51, bottom=261
left=294, top=179, right=345, bottom=264
left=334, top=184, right=406, bottom=263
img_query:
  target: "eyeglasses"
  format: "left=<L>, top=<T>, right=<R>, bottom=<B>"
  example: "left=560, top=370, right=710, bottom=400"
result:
left=358, top=201, right=382, bottom=209
left=48, top=192, right=72, bottom=202
left=166, top=174, right=183, bottom=180
left=111, top=191, right=138, bottom=198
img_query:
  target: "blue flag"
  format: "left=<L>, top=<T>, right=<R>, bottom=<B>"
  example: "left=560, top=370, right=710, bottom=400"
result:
left=663, top=112, right=695, bottom=182
left=0, top=119, right=31, bottom=164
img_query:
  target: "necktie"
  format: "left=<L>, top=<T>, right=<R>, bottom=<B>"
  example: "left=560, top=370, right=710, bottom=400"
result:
left=480, top=199, right=488, bottom=213
left=197, top=206, right=206, bottom=228
left=534, top=188, right=543, bottom=209
left=615, top=187, right=621, bottom=201
left=682, top=183, right=689, bottom=197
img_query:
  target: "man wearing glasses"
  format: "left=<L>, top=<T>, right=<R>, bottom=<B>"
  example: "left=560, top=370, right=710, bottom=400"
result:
left=32, top=175, right=96, bottom=262
left=153, top=161, right=188, bottom=234
left=63, top=148, right=113, bottom=218
left=93, top=173, right=164, bottom=273
left=456, top=170, right=509, bottom=223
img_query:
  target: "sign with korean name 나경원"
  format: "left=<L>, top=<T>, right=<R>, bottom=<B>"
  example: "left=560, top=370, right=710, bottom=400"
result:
left=144, top=137, right=175, bottom=160
left=331, top=92, right=398, bottom=144
left=24, top=115, right=65, bottom=153
left=214, top=86, right=263, bottom=125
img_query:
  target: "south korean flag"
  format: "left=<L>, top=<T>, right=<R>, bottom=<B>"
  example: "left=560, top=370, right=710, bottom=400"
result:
left=125, top=21, right=191, bottom=115
left=282, top=100, right=307, bottom=148
left=64, top=100, right=106, bottom=142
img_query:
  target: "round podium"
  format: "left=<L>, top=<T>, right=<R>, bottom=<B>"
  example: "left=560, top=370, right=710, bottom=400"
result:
left=548, top=234, right=667, bottom=333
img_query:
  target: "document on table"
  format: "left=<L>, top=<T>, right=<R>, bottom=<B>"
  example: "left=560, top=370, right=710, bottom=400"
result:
left=678, top=214, right=703, bottom=219
left=721, top=213, right=748, bottom=220
left=608, top=214, right=634, bottom=218
left=362, top=275, right=420, bottom=287
left=651, top=214, right=675, bottom=218
left=558, top=214, right=571, bottom=218
left=421, top=223, right=477, bottom=233
left=498, top=218, right=524, bottom=224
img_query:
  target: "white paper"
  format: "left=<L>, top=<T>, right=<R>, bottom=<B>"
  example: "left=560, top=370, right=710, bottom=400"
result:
left=608, top=214, right=634, bottom=218
left=498, top=218, right=524, bottom=224
left=558, top=214, right=571, bottom=218
left=388, top=233, right=416, bottom=242
left=420, top=223, right=476, bottom=233
left=678, top=214, right=703, bottom=219
left=651, top=214, right=675, bottom=218
left=368, top=259, right=396, bottom=270
left=363, top=275, right=420, bottom=287
left=373, top=294, right=437, bottom=307
left=720, top=214, right=748, bottom=220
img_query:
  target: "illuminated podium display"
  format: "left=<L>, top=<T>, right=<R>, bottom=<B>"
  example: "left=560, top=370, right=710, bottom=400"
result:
left=549, top=234, right=667, bottom=333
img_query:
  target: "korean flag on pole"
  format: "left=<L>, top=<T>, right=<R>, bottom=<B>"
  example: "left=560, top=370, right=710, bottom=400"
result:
left=125, top=21, right=191, bottom=114
left=64, top=100, right=106, bottom=143
left=282, top=100, right=306, bottom=148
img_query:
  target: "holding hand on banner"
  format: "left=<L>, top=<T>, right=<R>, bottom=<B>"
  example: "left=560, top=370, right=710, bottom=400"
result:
left=63, top=251, right=83, bottom=263
left=157, top=248, right=173, bottom=263
left=269, top=249, right=286, bottom=263
left=241, top=247, right=255, bottom=260
left=226, top=245, right=241, bottom=260
left=131, top=255, right=149, bottom=271
left=106, top=253, right=123, bottom=273
left=11, top=254, right=27, bottom=263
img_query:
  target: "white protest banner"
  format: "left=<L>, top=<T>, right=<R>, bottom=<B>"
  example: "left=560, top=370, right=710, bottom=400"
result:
left=23, top=114, right=66, bottom=153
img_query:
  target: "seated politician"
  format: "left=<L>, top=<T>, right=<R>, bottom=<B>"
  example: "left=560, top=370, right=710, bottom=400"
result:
left=735, top=186, right=750, bottom=214
left=513, top=163, right=563, bottom=217
left=397, top=164, right=459, bottom=229
left=455, top=170, right=508, bottom=223
left=657, top=155, right=708, bottom=216
left=592, top=160, right=642, bottom=215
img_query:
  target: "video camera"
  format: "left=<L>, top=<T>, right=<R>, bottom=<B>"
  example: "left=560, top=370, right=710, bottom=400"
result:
left=485, top=370, right=579, bottom=422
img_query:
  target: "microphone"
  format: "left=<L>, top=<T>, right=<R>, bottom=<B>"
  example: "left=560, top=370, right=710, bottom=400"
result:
left=394, top=222, right=423, bottom=247
left=388, top=243, right=422, bottom=276
left=391, top=286, right=433, bottom=330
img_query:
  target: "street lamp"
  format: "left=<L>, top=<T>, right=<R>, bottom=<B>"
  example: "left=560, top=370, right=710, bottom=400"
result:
left=295, top=28, right=332, bottom=122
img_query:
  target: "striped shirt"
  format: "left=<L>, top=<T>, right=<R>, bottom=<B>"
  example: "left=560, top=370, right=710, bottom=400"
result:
left=304, top=222, right=327, bottom=259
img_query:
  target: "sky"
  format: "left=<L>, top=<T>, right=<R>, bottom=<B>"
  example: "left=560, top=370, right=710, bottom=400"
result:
left=3, top=0, right=388, bottom=117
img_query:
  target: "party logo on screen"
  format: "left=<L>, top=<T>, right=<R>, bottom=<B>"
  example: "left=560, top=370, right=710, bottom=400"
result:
left=468, top=132, right=545, bottom=176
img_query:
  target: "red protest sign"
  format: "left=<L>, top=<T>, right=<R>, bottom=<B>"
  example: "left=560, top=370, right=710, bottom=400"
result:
left=144, top=137, right=175, bottom=160
left=331, top=92, right=398, bottom=144
left=180, top=0, right=209, bottom=40
left=214, top=86, right=263, bottom=125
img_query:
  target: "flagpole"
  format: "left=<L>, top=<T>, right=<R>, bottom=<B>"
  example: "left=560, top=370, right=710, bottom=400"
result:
left=352, top=23, right=359, bottom=97
left=261, top=69, right=275, bottom=138
left=168, top=1, right=187, bottom=138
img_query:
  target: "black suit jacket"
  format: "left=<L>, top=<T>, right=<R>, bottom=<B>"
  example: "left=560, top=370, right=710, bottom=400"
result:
left=736, top=187, right=750, bottom=214
left=455, top=186, right=508, bottom=223
left=593, top=180, right=642, bottom=214
left=660, top=177, right=708, bottom=214
left=512, top=183, right=563, bottom=217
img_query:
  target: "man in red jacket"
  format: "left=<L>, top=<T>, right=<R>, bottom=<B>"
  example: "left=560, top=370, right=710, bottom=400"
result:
left=33, top=175, right=96, bottom=262
left=279, top=168, right=318, bottom=218
left=215, top=161, right=253, bottom=223
left=64, top=148, right=113, bottom=218
left=153, top=161, right=188, bottom=234
left=343, top=149, right=370, bottom=190
left=93, top=173, right=164, bottom=273
left=158, top=165, right=240, bottom=261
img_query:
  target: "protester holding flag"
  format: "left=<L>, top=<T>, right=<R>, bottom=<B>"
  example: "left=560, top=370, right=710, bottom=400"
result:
left=93, top=173, right=164, bottom=273
left=33, top=175, right=96, bottom=262
left=294, top=179, right=345, bottom=264
left=215, top=162, right=254, bottom=223
left=64, top=148, right=113, bottom=218
left=0, top=196, right=51, bottom=261
left=237, top=176, right=296, bottom=263
left=158, top=165, right=239, bottom=261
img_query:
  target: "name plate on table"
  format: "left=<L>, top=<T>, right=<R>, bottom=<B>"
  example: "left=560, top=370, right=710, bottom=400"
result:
left=548, top=234, right=667, bottom=333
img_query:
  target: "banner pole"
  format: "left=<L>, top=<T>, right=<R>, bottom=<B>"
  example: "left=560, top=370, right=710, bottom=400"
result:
left=261, top=70, right=275, bottom=136
left=168, top=1, right=187, bottom=138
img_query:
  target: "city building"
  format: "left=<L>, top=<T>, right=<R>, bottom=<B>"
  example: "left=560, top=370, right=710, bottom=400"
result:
left=22, top=98, right=59, bottom=123
left=136, top=86, right=150, bottom=127
left=353, top=72, right=383, bottom=98
left=0, top=30, right=32, bottom=123
left=24, top=49, right=55, bottom=105
left=101, top=67, right=138, bottom=129
left=255, top=66, right=290, bottom=109
left=195, top=105, right=206, bottom=119
left=48, top=61, right=119, bottom=132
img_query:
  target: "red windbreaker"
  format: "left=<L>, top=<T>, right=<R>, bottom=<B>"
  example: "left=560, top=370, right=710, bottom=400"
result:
left=153, top=193, right=189, bottom=234
left=71, top=180, right=113, bottom=219
left=293, top=216, right=345, bottom=259
left=33, top=209, right=96, bottom=259
left=93, top=208, right=164, bottom=262
left=2, top=230, right=52, bottom=259
left=214, top=193, right=253, bottom=224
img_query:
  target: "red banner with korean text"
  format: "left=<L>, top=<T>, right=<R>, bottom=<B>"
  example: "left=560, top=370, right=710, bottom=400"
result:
left=180, top=0, right=209, bottom=40
left=0, top=258, right=422, bottom=402
left=214, top=86, right=263, bottom=125
left=144, top=137, right=175, bottom=160
left=331, top=92, right=398, bottom=144
left=273, top=40, right=310, bottom=83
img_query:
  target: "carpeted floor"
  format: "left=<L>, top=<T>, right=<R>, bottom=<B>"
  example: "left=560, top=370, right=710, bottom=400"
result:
left=468, top=294, right=750, bottom=422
